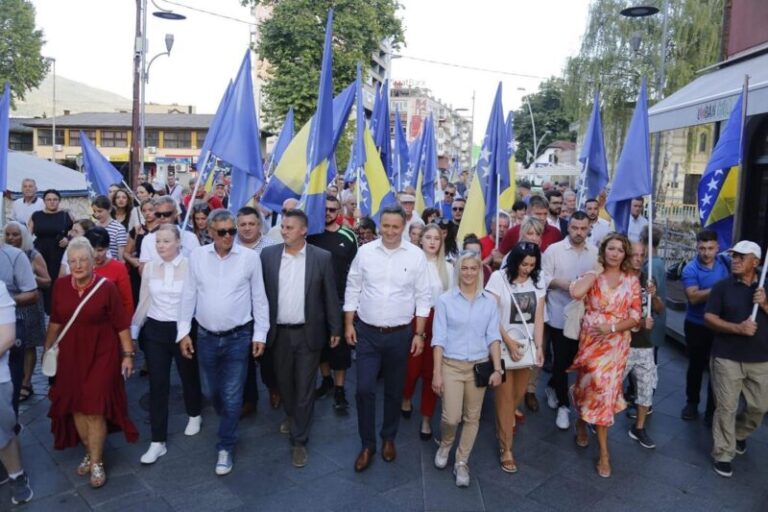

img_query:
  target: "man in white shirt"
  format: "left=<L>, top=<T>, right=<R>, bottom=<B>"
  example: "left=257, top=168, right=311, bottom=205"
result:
left=627, top=197, right=649, bottom=242
left=585, top=198, right=612, bottom=247
left=344, top=205, right=432, bottom=472
left=139, top=196, right=200, bottom=269
left=165, top=173, right=182, bottom=205
left=260, top=209, right=341, bottom=468
left=398, top=193, right=424, bottom=241
left=178, top=209, right=269, bottom=476
left=235, top=206, right=280, bottom=417
left=266, top=198, right=298, bottom=242
left=10, top=179, right=44, bottom=226
left=545, top=190, right=568, bottom=233
left=0, top=282, right=33, bottom=505
left=541, top=211, right=598, bottom=430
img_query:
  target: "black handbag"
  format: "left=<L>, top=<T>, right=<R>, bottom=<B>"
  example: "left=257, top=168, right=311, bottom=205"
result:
left=473, top=359, right=506, bottom=387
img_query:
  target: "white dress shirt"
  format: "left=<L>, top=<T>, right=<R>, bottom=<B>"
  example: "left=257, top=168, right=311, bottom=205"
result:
left=277, top=245, right=306, bottom=324
left=131, top=254, right=186, bottom=338
left=177, top=243, right=269, bottom=343
left=426, top=258, right=453, bottom=305
left=344, top=238, right=432, bottom=327
left=627, top=215, right=649, bottom=242
left=140, top=227, right=200, bottom=263
left=588, top=217, right=612, bottom=247
left=541, top=237, right=598, bottom=330
left=11, top=197, right=44, bottom=226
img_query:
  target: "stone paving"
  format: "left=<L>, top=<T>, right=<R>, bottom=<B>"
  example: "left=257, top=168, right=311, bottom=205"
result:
left=3, top=340, right=767, bottom=511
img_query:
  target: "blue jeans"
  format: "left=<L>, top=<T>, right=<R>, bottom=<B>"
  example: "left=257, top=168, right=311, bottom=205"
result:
left=196, top=325, right=252, bottom=452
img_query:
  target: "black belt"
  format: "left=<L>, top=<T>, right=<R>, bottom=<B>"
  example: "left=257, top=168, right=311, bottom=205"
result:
left=358, top=320, right=410, bottom=334
left=200, top=321, right=253, bottom=338
left=276, top=323, right=305, bottom=329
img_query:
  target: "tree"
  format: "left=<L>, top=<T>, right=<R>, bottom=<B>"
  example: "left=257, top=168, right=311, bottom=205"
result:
left=513, top=77, right=576, bottom=166
left=562, top=0, right=724, bottom=167
left=0, top=0, right=47, bottom=104
left=241, top=0, right=404, bottom=131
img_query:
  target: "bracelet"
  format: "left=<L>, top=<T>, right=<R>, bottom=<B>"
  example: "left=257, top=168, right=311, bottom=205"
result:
left=122, top=351, right=136, bottom=358
left=415, top=333, right=425, bottom=339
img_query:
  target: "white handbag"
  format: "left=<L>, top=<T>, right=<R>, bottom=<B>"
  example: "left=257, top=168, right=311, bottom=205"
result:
left=42, top=279, right=105, bottom=377
left=500, top=282, right=538, bottom=370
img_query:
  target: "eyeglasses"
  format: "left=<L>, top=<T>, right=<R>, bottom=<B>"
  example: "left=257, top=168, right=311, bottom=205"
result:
left=155, top=210, right=175, bottom=218
left=444, top=191, right=455, bottom=197
left=326, top=207, right=339, bottom=213
left=452, top=207, right=464, bottom=212
left=215, top=228, right=237, bottom=237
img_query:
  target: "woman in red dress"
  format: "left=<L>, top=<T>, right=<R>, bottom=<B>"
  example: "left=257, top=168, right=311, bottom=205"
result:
left=84, top=227, right=134, bottom=326
left=43, top=237, right=138, bottom=489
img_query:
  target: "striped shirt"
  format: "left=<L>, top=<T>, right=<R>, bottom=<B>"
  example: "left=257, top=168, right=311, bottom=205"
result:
left=101, top=219, right=128, bottom=260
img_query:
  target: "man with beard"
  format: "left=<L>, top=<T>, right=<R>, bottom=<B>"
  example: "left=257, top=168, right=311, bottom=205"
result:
left=545, top=190, right=568, bottom=234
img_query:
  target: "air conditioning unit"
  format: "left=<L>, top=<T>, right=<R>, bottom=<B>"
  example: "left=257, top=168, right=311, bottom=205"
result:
left=148, top=146, right=157, bottom=154
left=54, top=144, right=63, bottom=152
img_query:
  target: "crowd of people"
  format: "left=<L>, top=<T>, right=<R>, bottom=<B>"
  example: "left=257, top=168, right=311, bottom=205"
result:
left=0, top=171, right=766, bottom=505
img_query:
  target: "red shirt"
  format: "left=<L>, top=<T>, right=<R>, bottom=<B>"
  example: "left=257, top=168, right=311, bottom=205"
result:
left=94, top=259, right=134, bottom=326
left=479, top=235, right=496, bottom=259
left=499, top=223, right=563, bottom=255
left=182, top=194, right=224, bottom=210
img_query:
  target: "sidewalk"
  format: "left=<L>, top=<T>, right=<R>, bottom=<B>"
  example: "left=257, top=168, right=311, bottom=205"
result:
left=4, top=342, right=767, bottom=511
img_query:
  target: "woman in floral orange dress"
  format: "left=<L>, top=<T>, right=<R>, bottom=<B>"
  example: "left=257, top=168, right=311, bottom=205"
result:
left=568, top=233, right=641, bottom=478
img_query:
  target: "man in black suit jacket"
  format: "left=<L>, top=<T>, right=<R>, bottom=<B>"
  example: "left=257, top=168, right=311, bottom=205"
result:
left=260, top=209, right=341, bottom=468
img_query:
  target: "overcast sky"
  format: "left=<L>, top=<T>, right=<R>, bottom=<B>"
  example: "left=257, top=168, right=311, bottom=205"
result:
left=32, top=0, right=591, bottom=143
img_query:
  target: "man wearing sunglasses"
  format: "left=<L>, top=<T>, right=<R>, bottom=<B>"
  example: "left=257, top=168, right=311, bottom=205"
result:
left=178, top=209, right=269, bottom=476
left=307, top=195, right=358, bottom=412
left=440, top=184, right=457, bottom=219
left=139, top=196, right=200, bottom=270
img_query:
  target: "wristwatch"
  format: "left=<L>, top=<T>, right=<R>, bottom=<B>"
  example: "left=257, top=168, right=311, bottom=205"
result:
left=495, top=369, right=504, bottom=376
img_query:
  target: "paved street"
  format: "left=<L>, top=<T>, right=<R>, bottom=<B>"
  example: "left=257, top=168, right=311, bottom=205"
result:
left=4, top=341, right=767, bottom=512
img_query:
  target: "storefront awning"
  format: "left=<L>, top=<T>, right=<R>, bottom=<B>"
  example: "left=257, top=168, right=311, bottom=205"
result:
left=649, top=52, right=768, bottom=133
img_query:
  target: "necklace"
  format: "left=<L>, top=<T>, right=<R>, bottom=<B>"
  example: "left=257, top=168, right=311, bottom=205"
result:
left=72, top=274, right=96, bottom=298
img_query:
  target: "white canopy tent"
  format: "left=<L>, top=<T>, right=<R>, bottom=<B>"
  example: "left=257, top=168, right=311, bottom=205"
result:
left=4, top=151, right=88, bottom=197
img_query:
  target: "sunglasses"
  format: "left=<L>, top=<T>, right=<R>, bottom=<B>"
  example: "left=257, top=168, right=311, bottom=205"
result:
left=326, top=207, right=339, bottom=213
left=444, top=191, right=455, bottom=197
left=452, top=207, right=464, bottom=212
left=155, top=210, right=175, bottom=218
left=215, top=228, right=237, bottom=237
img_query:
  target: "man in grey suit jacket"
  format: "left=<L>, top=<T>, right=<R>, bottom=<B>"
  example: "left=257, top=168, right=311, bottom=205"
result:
left=260, top=209, right=341, bottom=468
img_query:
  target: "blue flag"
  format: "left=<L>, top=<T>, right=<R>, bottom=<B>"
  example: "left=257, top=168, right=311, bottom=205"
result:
left=327, top=154, right=338, bottom=184
left=404, top=132, right=422, bottom=189
left=392, top=106, right=409, bottom=191
left=80, top=131, right=124, bottom=198
left=265, top=107, right=294, bottom=177
left=606, top=79, right=652, bottom=235
left=578, top=90, right=609, bottom=204
left=370, top=83, right=381, bottom=137
left=0, top=83, right=9, bottom=194
left=698, top=92, right=744, bottom=249
left=298, top=9, right=336, bottom=235
left=416, top=115, right=438, bottom=208
left=197, top=80, right=233, bottom=185
left=373, top=79, right=392, bottom=182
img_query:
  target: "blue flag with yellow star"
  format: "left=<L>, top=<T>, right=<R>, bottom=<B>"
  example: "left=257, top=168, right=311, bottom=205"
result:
left=697, top=93, right=744, bottom=250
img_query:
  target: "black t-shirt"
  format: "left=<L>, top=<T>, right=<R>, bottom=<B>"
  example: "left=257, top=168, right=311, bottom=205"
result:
left=307, top=226, right=358, bottom=300
left=706, top=276, right=768, bottom=363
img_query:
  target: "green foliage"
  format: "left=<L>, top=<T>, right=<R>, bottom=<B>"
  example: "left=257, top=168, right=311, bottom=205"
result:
left=241, top=0, right=404, bottom=131
left=0, top=0, right=47, bottom=105
left=513, top=77, right=576, bottom=165
left=562, top=0, right=724, bottom=167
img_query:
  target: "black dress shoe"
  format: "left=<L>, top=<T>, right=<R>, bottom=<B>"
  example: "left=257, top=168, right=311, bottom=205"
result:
left=419, top=430, right=432, bottom=442
left=401, top=408, right=412, bottom=419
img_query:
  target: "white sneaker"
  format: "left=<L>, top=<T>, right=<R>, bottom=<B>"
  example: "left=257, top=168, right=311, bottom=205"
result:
left=215, top=450, right=233, bottom=476
left=556, top=406, right=570, bottom=430
left=545, top=387, right=559, bottom=409
left=434, top=445, right=451, bottom=469
left=453, top=462, right=470, bottom=487
left=140, top=442, right=167, bottom=464
left=184, top=416, right=202, bottom=436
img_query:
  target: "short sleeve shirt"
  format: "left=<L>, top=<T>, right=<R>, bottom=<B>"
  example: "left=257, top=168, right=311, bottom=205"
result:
left=485, top=271, right=546, bottom=343
left=706, top=276, right=768, bottom=363
left=681, top=255, right=730, bottom=325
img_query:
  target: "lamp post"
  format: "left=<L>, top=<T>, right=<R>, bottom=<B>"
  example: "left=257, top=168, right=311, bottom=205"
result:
left=620, top=0, right=669, bottom=205
left=130, top=0, right=184, bottom=189
left=518, top=87, right=545, bottom=167
left=44, top=57, right=56, bottom=161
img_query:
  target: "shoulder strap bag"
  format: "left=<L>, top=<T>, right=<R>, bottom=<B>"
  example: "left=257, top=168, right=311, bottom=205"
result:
left=42, top=278, right=106, bottom=377
left=500, top=280, right=538, bottom=370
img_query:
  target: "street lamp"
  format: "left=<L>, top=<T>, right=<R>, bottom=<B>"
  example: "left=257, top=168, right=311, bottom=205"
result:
left=517, top=87, right=543, bottom=166
left=130, top=0, right=184, bottom=189
left=620, top=0, right=669, bottom=202
left=44, top=57, right=56, bottom=161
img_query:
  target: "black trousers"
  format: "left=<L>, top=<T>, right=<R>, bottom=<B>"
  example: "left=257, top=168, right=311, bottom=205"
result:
left=548, top=327, right=579, bottom=407
left=142, top=318, right=203, bottom=442
left=684, top=320, right=715, bottom=413
left=243, top=345, right=278, bottom=405
left=272, top=326, right=321, bottom=446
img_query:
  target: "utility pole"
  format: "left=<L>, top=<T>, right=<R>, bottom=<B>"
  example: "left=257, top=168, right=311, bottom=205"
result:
left=130, top=0, right=144, bottom=190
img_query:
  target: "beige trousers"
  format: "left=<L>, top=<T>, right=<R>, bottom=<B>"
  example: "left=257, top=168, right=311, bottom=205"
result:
left=710, top=357, right=768, bottom=462
left=494, top=367, right=531, bottom=455
left=439, top=358, right=488, bottom=464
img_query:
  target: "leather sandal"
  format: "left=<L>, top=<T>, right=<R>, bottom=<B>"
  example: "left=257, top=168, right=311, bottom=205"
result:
left=596, top=457, right=611, bottom=478
left=500, top=452, right=518, bottom=474
left=90, top=462, right=107, bottom=488
left=76, top=454, right=91, bottom=476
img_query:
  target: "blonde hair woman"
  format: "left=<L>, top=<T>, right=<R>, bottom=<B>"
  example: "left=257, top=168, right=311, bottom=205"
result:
left=402, top=224, right=452, bottom=440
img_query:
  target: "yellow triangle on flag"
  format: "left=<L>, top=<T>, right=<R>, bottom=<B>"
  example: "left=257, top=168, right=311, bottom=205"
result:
left=457, top=172, right=488, bottom=243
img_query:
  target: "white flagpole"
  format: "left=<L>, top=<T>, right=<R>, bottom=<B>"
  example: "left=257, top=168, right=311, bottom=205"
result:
left=495, top=172, right=501, bottom=247
left=647, top=193, right=653, bottom=317
left=753, top=254, right=768, bottom=321
left=578, top=157, right=589, bottom=210
left=181, top=150, right=211, bottom=231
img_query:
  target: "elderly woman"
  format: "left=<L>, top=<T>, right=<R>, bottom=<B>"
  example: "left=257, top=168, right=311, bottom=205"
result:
left=131, top=225, right=202, bottom=464
left=432, top=250, right=503, bottom=487
left=44, top=237, right=138, bottom=488
left=4, top=222, right=50, bottom=402
left=569, top=233, right=641, bottom=478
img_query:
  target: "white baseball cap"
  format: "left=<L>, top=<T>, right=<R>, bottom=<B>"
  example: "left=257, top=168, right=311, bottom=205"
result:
left=728, top=240, right=762, bottom=259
